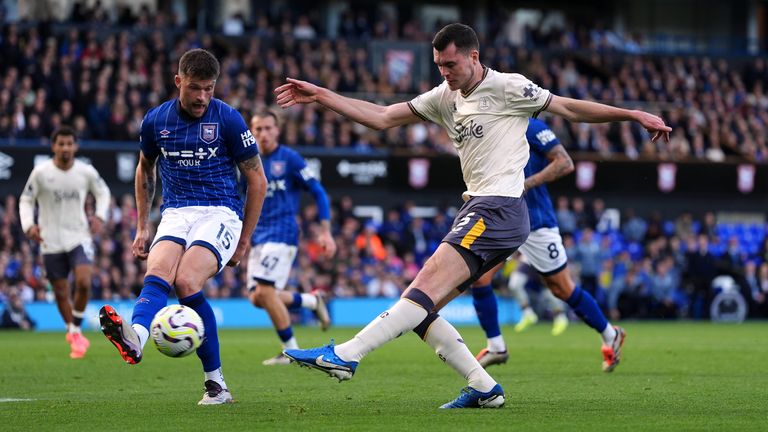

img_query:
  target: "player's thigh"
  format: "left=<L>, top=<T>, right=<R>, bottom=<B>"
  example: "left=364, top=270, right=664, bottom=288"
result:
left=247, top=242, right=297, bottom=291
left=407, top=242, right=473, bottom=304
left=146, top=241, right=185, bottom=284
left=70, top=243, right=94, bottom=288
left=175, top=245, right=219, bottom=297
left=519, top=227, right=568, bottom=275
left=471, top=261, right=505, bottom=288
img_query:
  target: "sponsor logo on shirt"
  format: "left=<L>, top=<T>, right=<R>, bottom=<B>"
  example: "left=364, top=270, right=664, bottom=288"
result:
left=454, top=119, right=484, bottom=143
left=535, top=129, right=557, bottom=145
left=160, top=146, right=220, bottom=167
left=240, top=129, right=256, bottom=148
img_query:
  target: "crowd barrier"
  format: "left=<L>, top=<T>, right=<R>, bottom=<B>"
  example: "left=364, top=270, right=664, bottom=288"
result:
left=0, top=297, right=523, bottom=332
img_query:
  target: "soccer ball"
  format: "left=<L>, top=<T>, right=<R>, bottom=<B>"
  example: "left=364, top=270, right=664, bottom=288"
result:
left=150, top=305, right=205, bottom=358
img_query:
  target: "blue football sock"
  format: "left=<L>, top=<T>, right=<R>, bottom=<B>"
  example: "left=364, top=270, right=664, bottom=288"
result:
left=276, top=326, right=294, bottom=343
left=288, top=292, right=302, bottom=310
left=132, top=275, right=171, bottom=330
left=180, top=291, right=221, bottom=372
left=471, top=284, right=502, bottom=339
left=566, top=287, right=608, bottom=333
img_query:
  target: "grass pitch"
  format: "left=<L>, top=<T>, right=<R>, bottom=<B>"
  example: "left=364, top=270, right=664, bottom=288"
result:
left=1, top=322, right=766, bottom=431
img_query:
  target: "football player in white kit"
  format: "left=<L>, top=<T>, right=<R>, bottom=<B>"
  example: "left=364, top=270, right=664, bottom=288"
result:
left=19, top=125, right=111, bottom=359
left=274, top=23, right=670, bottom=408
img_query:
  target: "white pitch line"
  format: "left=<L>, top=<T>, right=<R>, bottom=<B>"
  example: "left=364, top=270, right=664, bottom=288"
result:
left=0, top=398, right=34, bottom=403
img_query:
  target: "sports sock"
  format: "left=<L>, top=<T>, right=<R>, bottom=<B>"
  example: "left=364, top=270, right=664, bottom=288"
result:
left=288, top=292, right=302, bottom=309
left=180, top=291, right=221, bottom=372
left=565, top=286, right=610, bottom=339
left=423, top=315, right=497, bottom=393
left=72, top=310, right=85, bottom=328
left=67, top=323, right=81, bottom=334
left=132, top=275, right=171, bottom=343
left=335, top=288, right=433, bottom=362
left=487, top=335, right=506, bottom=353
left=204, top=367, right=227, bottom=389
left=277, top=327, right=298, bottom=349
left=471, top=284, right=502, bottom=339
left=601, top=325, right=617, bottom=344
left=300, top=293, right=318, bottom=310
left=133, top=324, right=150, bottom=348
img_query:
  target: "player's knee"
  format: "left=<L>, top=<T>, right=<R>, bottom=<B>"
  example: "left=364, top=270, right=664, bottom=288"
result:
left=547, top=277, right=575, bottom=300
left=145, top=267, right=176, bottom=286
left=248, top=290, right=262, bottom=308
left=174, top=273, right=204, bottom=298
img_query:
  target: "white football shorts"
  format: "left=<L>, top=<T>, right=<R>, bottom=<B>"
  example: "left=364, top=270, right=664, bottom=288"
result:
left=518, top=227, right=569, bottom=275
left=152, top=206, right=242, bottom=271
left=247, top=242, right=298, bottom=290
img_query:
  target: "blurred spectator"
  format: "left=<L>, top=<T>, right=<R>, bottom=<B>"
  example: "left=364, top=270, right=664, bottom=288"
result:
left=1, top=287, right=36, bottom=330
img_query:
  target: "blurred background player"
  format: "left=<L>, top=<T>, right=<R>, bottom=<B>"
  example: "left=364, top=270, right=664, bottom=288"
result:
left=471, top=118, right=625, bottom=372
left=19, top=125, right=110, bottom=358
left=98, top=49, right=267, bottom=405
left=247, top=108, right=336, bottom=365
left=276, top=23, right=668, bottom=408
left=505, top=252, right=570, bottom=335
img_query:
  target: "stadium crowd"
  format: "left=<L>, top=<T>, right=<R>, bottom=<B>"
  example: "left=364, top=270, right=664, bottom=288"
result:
left=1, top=5, right=767, bottom=323
left=0, top=191, right=767, bottom=321
left=0, top=6, right=767, bottom=161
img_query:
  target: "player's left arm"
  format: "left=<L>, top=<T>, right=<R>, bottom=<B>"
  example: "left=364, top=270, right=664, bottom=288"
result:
left=524, top=144, right=574, bottom=192
left=229, top=154, right=267, bottom=267
left=87, top=166, right=111, bottom=235
left=545, top=95, right=671, bottom=142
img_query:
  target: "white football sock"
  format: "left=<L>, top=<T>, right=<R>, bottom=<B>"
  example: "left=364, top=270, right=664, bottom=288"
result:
left=487, top=335, right=506, bottom=353
left=204, top=367, right=227, bottom=388
left=601, top=324, right=616, bottom=345
left=335, top=299, right=428, bottom=362
left=300, top=293, right=318, bottom=310
left=67, top=323, right=81, bottom=334
left=425, top=316, right=497, bottom=393
left=133, top=324, right=149, bottom=349
left=283, top=336, right=299, bottom=350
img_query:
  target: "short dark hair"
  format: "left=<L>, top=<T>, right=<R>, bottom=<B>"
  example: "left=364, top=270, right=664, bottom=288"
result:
left=432, top=23, right=479, bottom=53
left=51, top=125, right=77, bottom=143
left=253, top=107, right=281, bottom=128
left=178, top=48, right=220, bottom=80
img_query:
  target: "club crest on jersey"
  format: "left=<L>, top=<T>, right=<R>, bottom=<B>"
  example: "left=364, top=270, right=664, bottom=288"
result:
left=200, top=123, right=219, bottom=143
left=270, top=161, right=286, bottom=176
left=479, top=96, right=490, bottom=110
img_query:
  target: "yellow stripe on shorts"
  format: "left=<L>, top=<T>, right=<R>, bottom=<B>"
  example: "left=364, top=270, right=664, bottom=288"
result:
left=460, top=217, right=486, bottom=248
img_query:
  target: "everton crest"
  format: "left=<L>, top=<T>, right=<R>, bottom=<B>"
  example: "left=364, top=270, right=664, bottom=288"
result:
left=200, top=123, right=219, bottom=143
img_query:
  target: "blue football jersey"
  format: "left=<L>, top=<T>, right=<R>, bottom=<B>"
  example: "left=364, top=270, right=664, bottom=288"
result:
left=139, top=98, right=259, bottom=219
left=524, top=118, right=561, bottom=230
left=251, top=145, right=322, bottom=246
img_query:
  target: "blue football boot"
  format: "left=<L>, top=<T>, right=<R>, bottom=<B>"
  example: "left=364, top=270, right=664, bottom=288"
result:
left=284, top=340, right=358, bottom=382
left=439, top=384, right=505, bottom=409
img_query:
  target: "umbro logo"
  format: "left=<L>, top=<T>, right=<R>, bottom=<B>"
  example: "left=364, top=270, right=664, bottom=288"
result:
left=159, top=129, right=171, bottom=138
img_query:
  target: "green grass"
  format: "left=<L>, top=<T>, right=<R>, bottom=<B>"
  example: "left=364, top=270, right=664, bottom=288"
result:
left=1, top=322, right=766, bottom=431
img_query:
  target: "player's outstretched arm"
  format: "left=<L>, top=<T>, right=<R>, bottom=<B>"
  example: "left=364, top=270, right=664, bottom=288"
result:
left=132, top=151, right=157, bottom=260
left=274, top=78, right=420, bottom=130
left=545, top=95, right=671, bottom=142
left=524, top=144, right=574, bottom=191
left=229, top=154, right=267, bottom=267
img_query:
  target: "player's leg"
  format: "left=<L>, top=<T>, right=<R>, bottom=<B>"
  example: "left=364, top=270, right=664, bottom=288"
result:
left=278, top=289, right=331, bottom=331
left=44, top=252, right=79, bottom=357
left=247, top=242, right=302, bottom=364
left=537, top=288, right=568, bottom=336
left=100, top=240, right=182, bottom=364
left=470, top=263, right=509, bottom=367
left=508, top=264, right=538, bottom=332
left=175, top=207, right=242, bottom=405
left=100, top=207, right=188, bottom=364
left=528, top=227, right=625, bottom=371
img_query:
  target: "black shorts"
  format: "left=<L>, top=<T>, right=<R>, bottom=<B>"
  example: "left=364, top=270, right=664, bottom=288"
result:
left=43, top=244, right=93, bottom=280
left=442, top=196, right=530, bottom=286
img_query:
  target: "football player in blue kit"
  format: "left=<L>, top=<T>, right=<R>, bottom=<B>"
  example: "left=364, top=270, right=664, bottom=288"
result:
left=98, top=49, right=268, bottom=405
left=246, top=108, right=336, bottom=365
left=470, top=118, right=625, bottom=373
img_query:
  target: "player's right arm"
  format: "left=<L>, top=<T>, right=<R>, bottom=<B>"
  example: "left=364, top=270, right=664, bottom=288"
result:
left=274, top=78, right=420, bottom=130
left=132, top=151, right=157, bottom=260
left=524, top=145, right=574, bottom=191
left=19, top=168, right=42, bottom=243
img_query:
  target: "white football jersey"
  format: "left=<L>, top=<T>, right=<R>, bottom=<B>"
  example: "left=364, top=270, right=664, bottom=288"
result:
left=408, top=67, right=552, bottom=199
left=19, top=159, right=111, bottom=254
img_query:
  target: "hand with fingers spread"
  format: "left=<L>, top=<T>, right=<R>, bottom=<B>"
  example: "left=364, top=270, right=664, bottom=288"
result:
left=274, top=78, right=321, bottom=108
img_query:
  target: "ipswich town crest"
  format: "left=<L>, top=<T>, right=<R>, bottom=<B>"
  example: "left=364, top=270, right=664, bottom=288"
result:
left=200, top=123, right=218, bottom=143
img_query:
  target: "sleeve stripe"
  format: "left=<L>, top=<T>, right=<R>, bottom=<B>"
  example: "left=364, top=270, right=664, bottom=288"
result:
left=407, top=102, right=429, bottom=121
left=533, top=93, right=553, bottom=119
